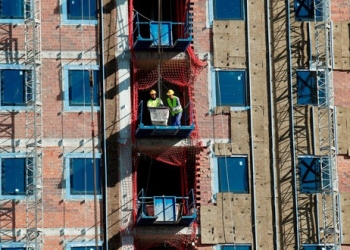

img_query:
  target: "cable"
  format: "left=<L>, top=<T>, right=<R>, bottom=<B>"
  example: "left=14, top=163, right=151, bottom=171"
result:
left=215, top=69, right=236, bottom=245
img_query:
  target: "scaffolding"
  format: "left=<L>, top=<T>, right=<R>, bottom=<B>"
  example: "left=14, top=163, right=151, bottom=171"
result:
left=24, top=0, right=43, bottom=249
left=314, top=0, right=340, bottom=248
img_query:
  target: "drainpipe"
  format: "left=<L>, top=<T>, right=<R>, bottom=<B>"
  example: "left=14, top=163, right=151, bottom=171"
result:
left=98, top=0, right=109, bottom=249
left=266, top=0, right=279, bottom=248
left=246, top=2, right=258, bottom=249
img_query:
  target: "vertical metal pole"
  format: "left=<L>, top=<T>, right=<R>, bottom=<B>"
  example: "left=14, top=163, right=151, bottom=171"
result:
left=90, top=70, right=99, bottom=249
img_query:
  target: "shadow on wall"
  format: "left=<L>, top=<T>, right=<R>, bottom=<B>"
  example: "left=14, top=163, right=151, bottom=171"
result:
left=0, top=200, right=17, bottom=242
left=0, top=24, right=19, bottom=64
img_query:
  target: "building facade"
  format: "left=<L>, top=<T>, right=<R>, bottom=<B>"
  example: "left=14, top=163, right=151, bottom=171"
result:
left=1, top=0, right=350, bottom=250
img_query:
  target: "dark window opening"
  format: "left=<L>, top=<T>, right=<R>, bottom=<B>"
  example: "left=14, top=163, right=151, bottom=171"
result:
left=136, top=153, right=195, bottom=197
left=137, top=154, right=182, bottom=197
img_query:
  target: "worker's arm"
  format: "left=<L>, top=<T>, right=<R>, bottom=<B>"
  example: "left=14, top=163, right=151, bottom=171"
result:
left=172, top=97, right=182, bottom=112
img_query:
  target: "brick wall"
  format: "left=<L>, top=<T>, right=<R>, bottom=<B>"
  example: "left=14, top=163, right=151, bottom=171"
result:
left=0, top=0, right=102, bottom=248
left=332, top=0, right=350, bottom=22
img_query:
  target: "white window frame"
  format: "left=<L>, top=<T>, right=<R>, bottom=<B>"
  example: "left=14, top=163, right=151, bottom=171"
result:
left=64, top=152, right=102, bottom=200
left=61, top=0, right=97, bottom=25
left=62, top=64, right=100, bottom=112
left=0, top=153, right=29, bottom=200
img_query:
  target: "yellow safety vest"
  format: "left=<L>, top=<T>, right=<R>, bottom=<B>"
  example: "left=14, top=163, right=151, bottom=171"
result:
left=167, top=96, right=183, bottom=116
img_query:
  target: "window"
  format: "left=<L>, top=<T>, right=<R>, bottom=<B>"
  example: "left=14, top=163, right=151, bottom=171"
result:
left=0, top=156, right=33, bottom=198
left=218, top=157, right=248, bottom=193
left=298, top=156, right=330, bottom=193
left=296, top=70, right=317, bottom=105
left=213, top=0, right=245, bottom=20
left=65, top=153, right=101, bottom=199
left=296, top=70, right=326, bottom=105
left=0, top=68, right=32, bottom=109
left=215, top=70, right=247, bottom=107
left=61, top=0, right=97, bottom=25
left=65, top=242, right=102, bottom=250
left=0, top=0, right=24, bottom=23
left=294, top=0, right=323, bottom=21
left=63, top=65, right=100, bottom=111
left=71, top=247, right=102, bottom=250
left=302, top=245, right=332, bottom=250
left=219, top=244, right=251, bottom=250
left=0, top=248, right=25, bottom=250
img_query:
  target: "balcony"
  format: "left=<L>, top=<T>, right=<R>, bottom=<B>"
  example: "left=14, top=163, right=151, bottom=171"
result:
left=135, top=100, right=194, bottom=138
left=133, top=11, right=192, bottom=51
left=136, top=189, right=196, bottom=226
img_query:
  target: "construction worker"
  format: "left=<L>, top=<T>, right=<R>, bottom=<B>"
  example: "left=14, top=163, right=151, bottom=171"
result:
left=166, top=89, right=182, bottom=126
left=147, top=89, right=163, bottom=108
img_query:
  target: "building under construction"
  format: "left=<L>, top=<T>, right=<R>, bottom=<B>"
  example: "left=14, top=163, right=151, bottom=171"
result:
left=1, top=0, right=350, bottom=249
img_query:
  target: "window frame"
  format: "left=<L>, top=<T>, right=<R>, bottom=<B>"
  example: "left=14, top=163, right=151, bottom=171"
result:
left=212, top=69, right=249, bottom=109
left=64, top=152, right=102, bottom=200
left=61, top=0, right=97, bottom=25
left=65, top=241, right=103, bottom=250
left=298, top=155, right=330, bottom=194
left=0, top=153, right=32, bottom=200
left=294, top=0, right=323, bottom=21
left=0, top=64, right=32, bottom=111
left=0, top=0, right=25, bottom=24
left=213, top=155, right=249, bottom=194
left=62, top=64, right=100, bottom=112
left=302, top=244, right=332, bottom=250
left=213, top=0, right=245, bottom=20
left=296, top=69, right=326, bottom=106
left=217, top=244, right=252, bottom=250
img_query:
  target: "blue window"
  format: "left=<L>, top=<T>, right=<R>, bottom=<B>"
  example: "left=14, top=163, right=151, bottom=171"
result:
left=63, top=65, right=100, bottom=111
left=72, top=247, right=102, bottom=250
left=214, top=0, right=245, bottom=20
left=296, top=70, right=326, bottom=105
left=219, top=245, right=251, bottom=250
left=0, top=0, right=24, bottom=19
left=294, top=0, right=323, bottom=21
left=218, top=157, right=248, bottom=193
left=298, top=156, right=330, bottom=193
left=67, top=0, right=97, bottom=20
left=1, top=69, right=32, bottom=107
left=303, top=245, right=332, bottom=250
left=65, top=153, right=101, bottom=199
left=215, top=70, right=247, bottom=107
left=65, top=241, right=102, bottom=250
left=1, top=157, right=32, bottom=197
left=297, top=70, right=317, bottom=105
left=68, top=70, right=99, bottom=106
left=70, top=158, right=101, bottom=195
left=1, top=248, right=25, bottom=250
left=61, top=0, right=97, bottom=25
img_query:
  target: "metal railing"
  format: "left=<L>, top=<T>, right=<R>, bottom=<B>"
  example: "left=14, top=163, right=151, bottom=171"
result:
left=314, top=0, right=340, bottom=248
left=24, top=0, right=43, bottom=249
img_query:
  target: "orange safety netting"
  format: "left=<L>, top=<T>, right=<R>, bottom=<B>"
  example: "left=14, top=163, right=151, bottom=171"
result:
left=127, top=0, right=206, bottom=248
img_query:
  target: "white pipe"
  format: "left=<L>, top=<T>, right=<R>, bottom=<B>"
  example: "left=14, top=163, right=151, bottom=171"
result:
left=266, top=0, right=279, bottom=248
left=98, top=0, right=109, bottom=248
left=246, top=1, right=258, bottom=248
